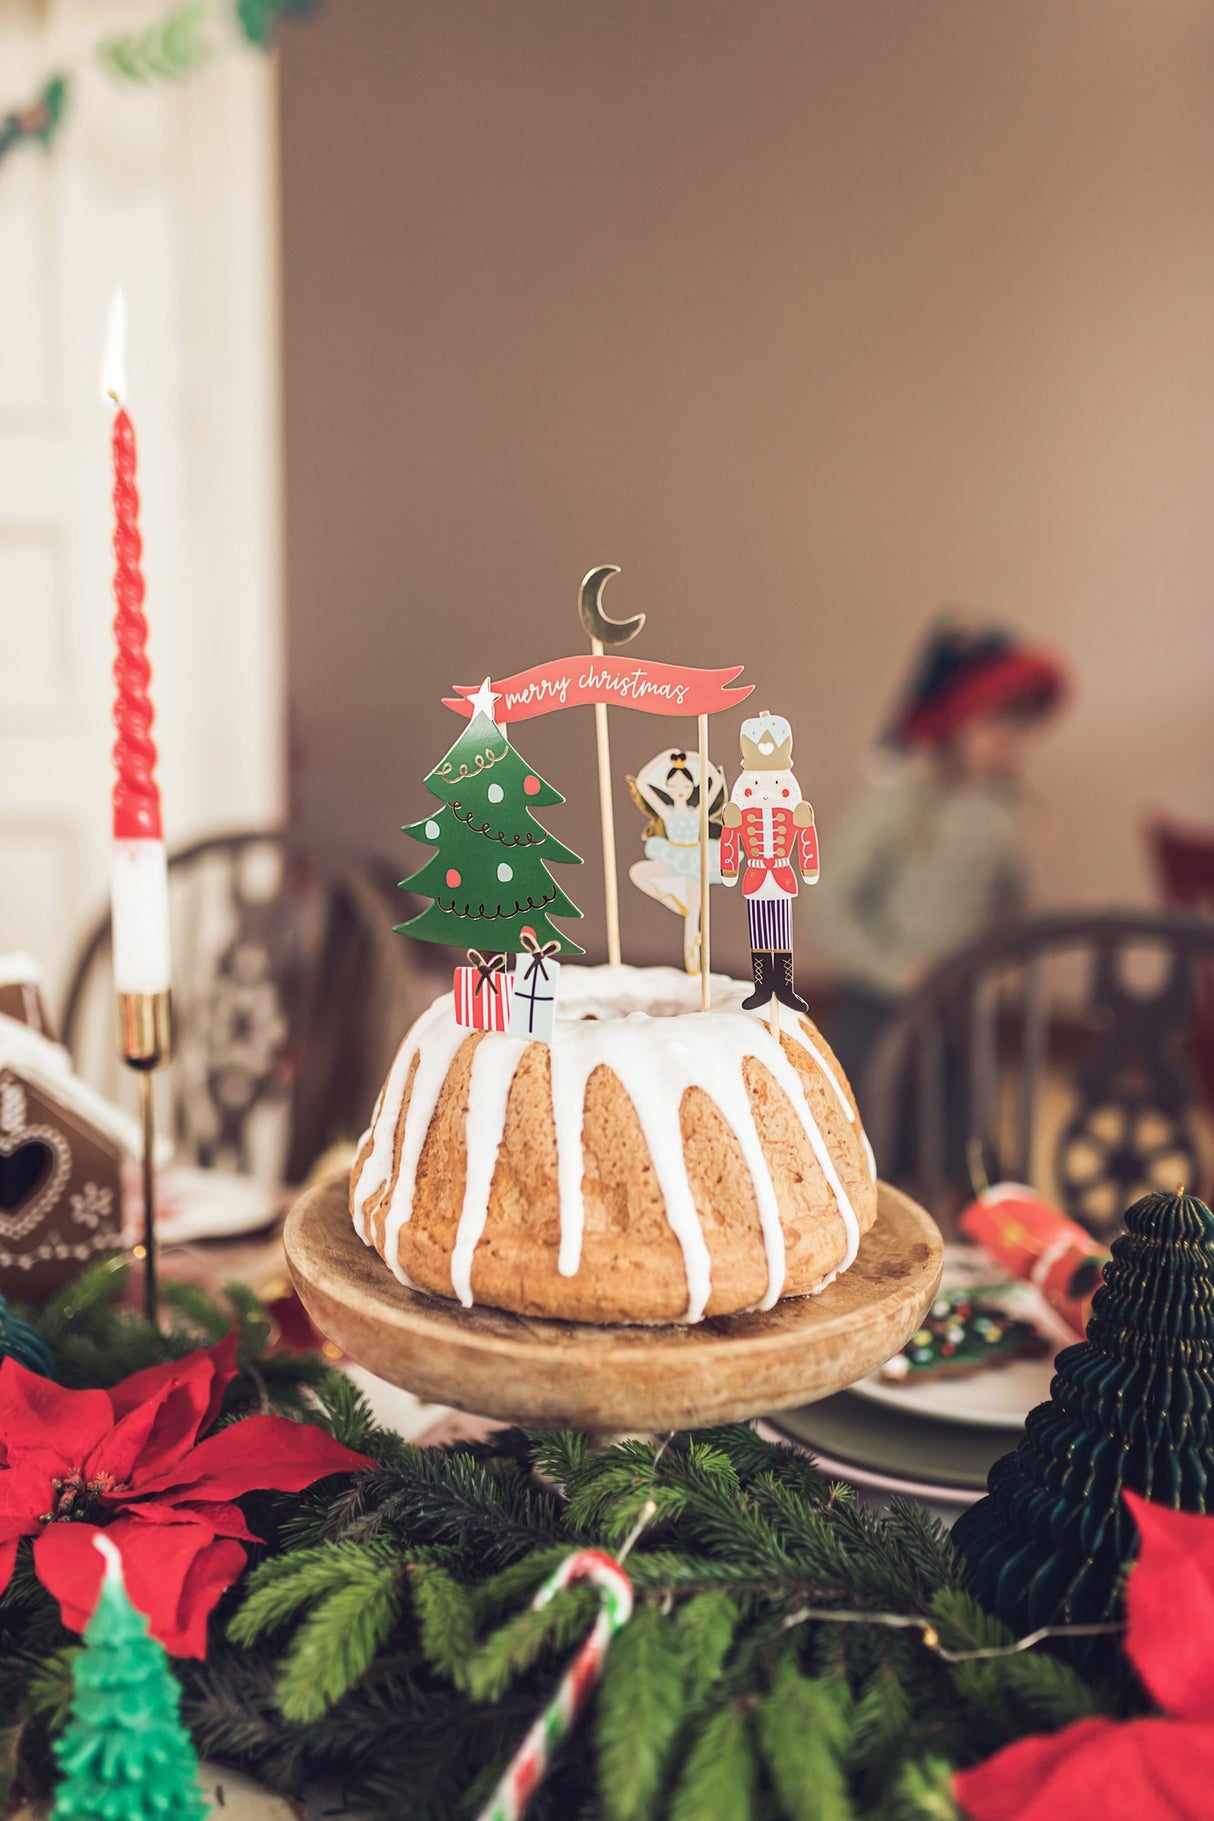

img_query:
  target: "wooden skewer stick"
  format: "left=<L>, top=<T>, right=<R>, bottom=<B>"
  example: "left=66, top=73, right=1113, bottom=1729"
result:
left=769, top=996, right=781, bottom=1041
left=591, top=636, right=623, bottom=968
left=698, top=712, right=711, bottom=1011
left=578, top=567, right=645, bottom=971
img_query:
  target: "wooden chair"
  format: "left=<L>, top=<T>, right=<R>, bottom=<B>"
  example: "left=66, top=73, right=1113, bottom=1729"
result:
left=62, top=831, right=431, bottom=1185
left=862, top=910, right=1214, bottom=1234
left=1150, top=818, right=1214, bottom=1107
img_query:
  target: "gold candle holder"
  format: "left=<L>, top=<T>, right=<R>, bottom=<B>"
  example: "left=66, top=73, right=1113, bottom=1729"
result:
left=116, top=989, right=173, bottom=1327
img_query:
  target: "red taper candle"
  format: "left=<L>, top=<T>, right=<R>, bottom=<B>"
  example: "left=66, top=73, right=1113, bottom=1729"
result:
left=104, top=292, right=171, bottom=1002
left=111, top=404, right=162, bottom=843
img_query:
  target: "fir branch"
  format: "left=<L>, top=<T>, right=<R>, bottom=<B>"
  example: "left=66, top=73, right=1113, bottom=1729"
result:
left=159, top=1277, right=233, bottom=1342
left=668, top=1705, right=758, bottom=1821
left=459, top=1584, right=598, bottom=1702
left=228, top=1538, right=403, bottom=1648
left=706, top=1423, right=836, bottom=1497
left=883, top=1497, right=964, bottom=1597
left=886, top=1754, right=962, bottom=1821
left=596, top=1602, right=691, bottom=1821
left=308, top=1369, right=416, bottom=1466
left=22, top=1647, right=78, bottom=1732
left=665, top=1442, right=792, bottom=1574
left=563, top=1437, right=686, bottom=1543
left=275, top=1571, right=407, bottom=1723
left=677, top=1591, right=741, bottom=1707
left=529, top=1429, right=595, bottom=1492
left=757, top=1654, right=853, bottom=1821
left=30, top=1257, right=129, bottom=1347
left=411, top=1564, right=477, bottom=1681
left=930, top=1588, right=1103, bottom=1735
left=847, top=1668, right=914, bottom=1783
left=472, top=1546, right=579, bottom=1622
left=312, top=1449, right=565, bottom=1562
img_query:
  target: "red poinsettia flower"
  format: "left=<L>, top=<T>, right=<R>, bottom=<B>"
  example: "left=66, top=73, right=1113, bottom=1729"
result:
left=0, top=1337, right=371, bottom=1657
left=956, top=1491, right=1214, bottom=1821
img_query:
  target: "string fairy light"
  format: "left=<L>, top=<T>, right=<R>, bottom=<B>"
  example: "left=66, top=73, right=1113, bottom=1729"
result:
left=778, top=1603, right=1123, bottom=1662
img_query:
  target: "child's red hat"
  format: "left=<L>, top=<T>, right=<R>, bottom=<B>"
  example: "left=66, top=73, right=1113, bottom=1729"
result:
left=887, top=621, right=1067, bottom=750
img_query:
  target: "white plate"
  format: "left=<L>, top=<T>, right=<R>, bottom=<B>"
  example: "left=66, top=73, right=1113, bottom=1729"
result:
left=848, top=1245, right=1078, bottom=1432
left=753, top=1420, right=980, bottom=1511
left=124, top=1161, right=288, bottom=1243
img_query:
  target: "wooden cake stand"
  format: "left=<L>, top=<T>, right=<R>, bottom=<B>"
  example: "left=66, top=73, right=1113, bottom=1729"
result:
left=284, top=1177, right=943, bottom=1432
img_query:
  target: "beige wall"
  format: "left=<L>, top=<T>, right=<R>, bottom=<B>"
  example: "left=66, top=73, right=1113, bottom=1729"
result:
left=281, top=0, right=1214, bottom=976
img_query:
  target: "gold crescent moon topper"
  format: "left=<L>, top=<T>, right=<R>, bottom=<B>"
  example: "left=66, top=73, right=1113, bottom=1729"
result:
left=578, top=565, right=645, bottom=647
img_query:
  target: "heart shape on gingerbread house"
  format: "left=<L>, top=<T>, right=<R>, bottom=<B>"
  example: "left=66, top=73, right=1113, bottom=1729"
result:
left=0, top=1139, right=54, bottom=1212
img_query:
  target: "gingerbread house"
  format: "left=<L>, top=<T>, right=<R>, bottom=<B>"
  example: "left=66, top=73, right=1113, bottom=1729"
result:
left=0, top=955, right=138, bottom=1300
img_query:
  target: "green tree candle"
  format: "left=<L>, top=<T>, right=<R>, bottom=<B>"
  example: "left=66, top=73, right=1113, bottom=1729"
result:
left=51, top=1534, right=206, bottom=1821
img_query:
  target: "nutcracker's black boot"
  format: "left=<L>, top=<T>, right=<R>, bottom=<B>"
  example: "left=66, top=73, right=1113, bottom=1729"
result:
left=741, top=949, right=774, bottom=1010
left=773, top=949, right=809, bottom=1014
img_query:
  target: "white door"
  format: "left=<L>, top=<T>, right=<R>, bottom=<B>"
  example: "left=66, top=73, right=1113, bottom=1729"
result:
left=0, top=0, right=284, bottom=1012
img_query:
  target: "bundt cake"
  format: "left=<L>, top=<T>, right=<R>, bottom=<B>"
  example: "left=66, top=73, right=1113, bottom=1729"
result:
left=350, top=965, right=878, bottom=1325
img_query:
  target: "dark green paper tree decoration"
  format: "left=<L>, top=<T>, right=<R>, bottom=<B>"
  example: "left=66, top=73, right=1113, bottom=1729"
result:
left=0, top=1292, right=55, bottom=1377
left=954, top=1186, right=1214, bottom=1629
left=398, top=703, right=584, bottom=956
left=51, top=1541, right=206, bottom=1821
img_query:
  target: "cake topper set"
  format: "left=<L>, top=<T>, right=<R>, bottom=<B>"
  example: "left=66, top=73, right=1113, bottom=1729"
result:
left=397, top=568, right=819, bottom=1036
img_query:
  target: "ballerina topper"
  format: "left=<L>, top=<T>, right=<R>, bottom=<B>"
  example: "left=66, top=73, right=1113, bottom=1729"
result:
left=719, top=711, right=819, bottom=1016
left=627, top=746, right=726, bottom=974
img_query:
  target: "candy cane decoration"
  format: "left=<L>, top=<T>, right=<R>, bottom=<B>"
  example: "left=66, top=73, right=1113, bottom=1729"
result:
left=476, top=1549, right=634, bottom=1821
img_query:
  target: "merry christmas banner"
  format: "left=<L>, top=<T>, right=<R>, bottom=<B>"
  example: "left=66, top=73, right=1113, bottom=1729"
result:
left=443, top=655, right=752, bottom=722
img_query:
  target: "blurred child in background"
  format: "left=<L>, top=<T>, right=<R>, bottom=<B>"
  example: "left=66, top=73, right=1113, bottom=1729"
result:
left=812, top=621, right=1068, bottom=1088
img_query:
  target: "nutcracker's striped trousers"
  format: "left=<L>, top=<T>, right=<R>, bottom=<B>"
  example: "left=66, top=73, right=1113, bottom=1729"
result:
left=746, top=897, right=792, bottom=951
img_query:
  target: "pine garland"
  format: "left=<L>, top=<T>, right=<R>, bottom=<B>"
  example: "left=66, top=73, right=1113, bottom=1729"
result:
left=192, top=1415, right=1128, bottom=1821
left=0, top=1264, right=1139, bottom=1819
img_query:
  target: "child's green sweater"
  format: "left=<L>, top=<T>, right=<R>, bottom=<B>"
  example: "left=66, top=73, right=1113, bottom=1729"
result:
left=808, top=763, right=1027, bottom=996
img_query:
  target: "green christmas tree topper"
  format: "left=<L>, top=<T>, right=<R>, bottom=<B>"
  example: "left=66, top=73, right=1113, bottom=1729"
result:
left=399, top=688, right=583, bottom=956
left=51, top=1535, right=206, bottom=1821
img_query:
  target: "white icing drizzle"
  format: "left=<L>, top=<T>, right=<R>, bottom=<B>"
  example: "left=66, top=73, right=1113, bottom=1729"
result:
left=351, top=964, right=868, bottom=1321
left=449, top=1034, right=527, bottom=1306
left=350, top=995, right=465, bottom=1279
left=782, top=1016, right=877, bottom=1185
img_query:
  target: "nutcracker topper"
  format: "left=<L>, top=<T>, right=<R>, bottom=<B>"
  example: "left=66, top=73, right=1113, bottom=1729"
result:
left=719, top=711, right=819, bottom=1020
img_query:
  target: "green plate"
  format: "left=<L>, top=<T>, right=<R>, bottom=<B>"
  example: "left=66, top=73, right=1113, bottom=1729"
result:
left=767, top=1390, right=1021, bottom=1494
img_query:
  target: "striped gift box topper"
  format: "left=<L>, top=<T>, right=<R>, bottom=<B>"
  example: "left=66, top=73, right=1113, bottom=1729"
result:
left=454, top=964, right=514, bottom=1031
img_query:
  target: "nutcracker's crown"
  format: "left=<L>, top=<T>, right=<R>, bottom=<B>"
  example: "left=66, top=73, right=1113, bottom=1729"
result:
left=739, top=711, right=793, bottom=772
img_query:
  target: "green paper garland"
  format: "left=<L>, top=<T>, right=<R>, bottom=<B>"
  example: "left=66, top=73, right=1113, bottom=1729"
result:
left=0, top=77, right=70, bottom=168
left=97, top=4, right=217, bottom=87
left=0, top=1, right=317, bottom=172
